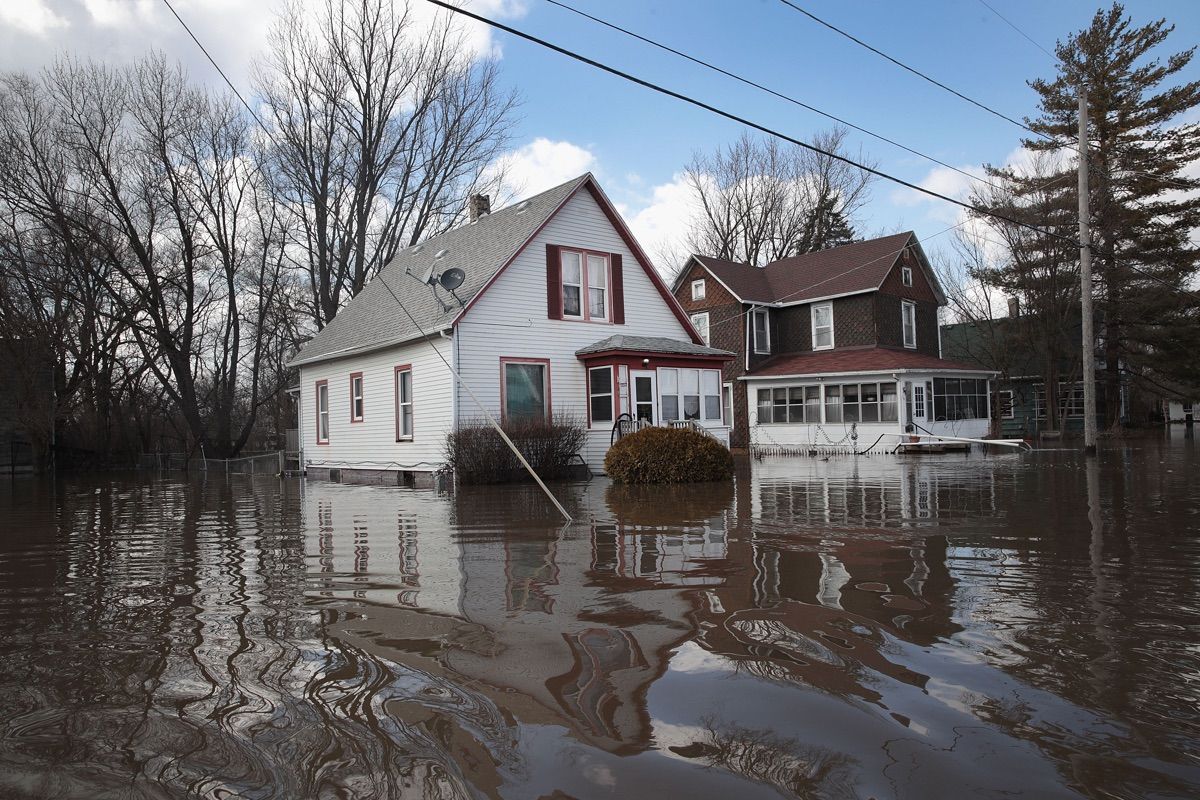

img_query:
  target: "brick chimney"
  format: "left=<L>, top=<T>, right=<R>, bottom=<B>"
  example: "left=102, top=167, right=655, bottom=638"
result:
left=1007, top=296, right=1020, bottom=318
left=468, top=193, right=491, bottom=222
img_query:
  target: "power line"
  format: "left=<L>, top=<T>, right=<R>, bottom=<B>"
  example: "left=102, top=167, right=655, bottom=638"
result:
left=976, top=0, right=1057, bottom=61
left=775, top=0, right=1053, bottom=143
left=428, top=0, right=1076, bottom=245
left=543, top=0, right=1006, bottom=194
left=159, top=0, right=273, bottom=137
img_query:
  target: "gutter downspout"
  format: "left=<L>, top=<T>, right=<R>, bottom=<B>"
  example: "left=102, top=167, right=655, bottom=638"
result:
left=441, top=328, right=458, bottom=432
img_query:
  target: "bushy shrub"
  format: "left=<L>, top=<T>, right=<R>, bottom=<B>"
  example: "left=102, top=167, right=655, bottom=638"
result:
left=446, top=415, right=586, bottom=484
left=604, top=426, right=734, bottom=484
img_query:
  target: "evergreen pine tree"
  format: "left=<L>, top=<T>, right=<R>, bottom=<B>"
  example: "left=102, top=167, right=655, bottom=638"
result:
left=1024, top=3, right=1200, bottom=426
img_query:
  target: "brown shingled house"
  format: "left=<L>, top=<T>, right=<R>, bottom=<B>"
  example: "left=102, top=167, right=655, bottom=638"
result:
left=671, top=233, right=995, bottom=452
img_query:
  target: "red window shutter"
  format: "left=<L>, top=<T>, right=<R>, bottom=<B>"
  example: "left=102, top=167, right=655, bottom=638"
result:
left=611, top=253, right=625, bottom=324
left=546, top=244, right=562, bottom=319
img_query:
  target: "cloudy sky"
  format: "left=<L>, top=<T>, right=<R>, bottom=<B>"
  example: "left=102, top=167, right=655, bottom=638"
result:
left=4, top=0, right=1198, bottom=273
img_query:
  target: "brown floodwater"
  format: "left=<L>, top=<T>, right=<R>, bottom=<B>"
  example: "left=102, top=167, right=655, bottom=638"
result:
left=1, top=433, right=1199, bottom=799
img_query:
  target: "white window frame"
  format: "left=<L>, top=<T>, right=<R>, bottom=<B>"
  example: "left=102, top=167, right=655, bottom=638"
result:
left=752, top=308, right=771, bottom=354
left=901, top=266, right=913, bottom=287
left=315, top=380, right=329, bottom=444
left=588, top=365, right=614, bottom=426
left=901, top=300, right=917, bottom=349
left=811, top=303, right=834, bottom=350
left=691, top=279, right=706, bottom=300
left=350, top=373, right=364, bottom=422
left=912, top=383, right=926, bottom=418
left=658, top=367, right=723, bottom=423
left=690, top=312, right=710, bottom=346
left=998, top=389, right=1015, bottom=419
left=395, top=366, right=413, bottom=440
left=560, top=248, right=610, bottom=322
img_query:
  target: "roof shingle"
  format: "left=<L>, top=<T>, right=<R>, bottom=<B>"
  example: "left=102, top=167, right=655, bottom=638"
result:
left=290, top=174, right=591, bottom=367
left=575, top=335, right=732, bottom=358
left=692, top=232, right=931, bottom=305
left=744, top=346, right=993, bottom=378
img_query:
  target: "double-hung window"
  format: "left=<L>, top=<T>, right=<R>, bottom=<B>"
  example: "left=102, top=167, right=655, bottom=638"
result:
left=395, top=366, right=413, bottom=440
left=901, top=301, right=917, bottom=349
left=690, top=312, right=710, bottom=345
left=812, top=303, right=834, bottom=350
left=752, top=308, right=770, bottom=354
left=588, top=366, right=614, bottom=425
left=315, top=380, right=329, bottom=444
left=350, top=373, right=364, bottom=422
left=560, top=250, right=609, bottom=321
left=503, top=359, right=550, bottom=422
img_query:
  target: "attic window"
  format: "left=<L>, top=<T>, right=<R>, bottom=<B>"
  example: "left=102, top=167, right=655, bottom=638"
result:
left=691, top=279, right=706, bottom=301
left=902, top=266, right=913, bottom=287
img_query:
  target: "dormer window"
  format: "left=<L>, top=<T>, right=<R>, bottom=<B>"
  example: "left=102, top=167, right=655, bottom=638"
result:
left=752, top=308, right=770, bottom=354
left=812, top=303, right=834, bottom=350
left=902, top=266, right=913, bottom=287
left=560, top=249, right=609, bottom=321
left=691, top=279, right=706, bottom=300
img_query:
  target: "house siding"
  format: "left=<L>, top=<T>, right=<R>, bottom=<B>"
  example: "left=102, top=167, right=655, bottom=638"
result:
left=456, top=190, right=723, bottom=471
left=299, top=336, right=454, bottom=475
left=674, top=259, right=749, bottom=446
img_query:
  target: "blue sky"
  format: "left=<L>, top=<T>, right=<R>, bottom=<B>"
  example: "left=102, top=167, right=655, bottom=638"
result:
left=3, top=0, right=1198, bottom=271
left=482, top=0, right=1200, bottom=267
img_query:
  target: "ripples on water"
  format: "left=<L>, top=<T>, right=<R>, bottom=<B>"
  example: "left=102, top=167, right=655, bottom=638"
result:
left=1, top=433, right=1199, bottom=799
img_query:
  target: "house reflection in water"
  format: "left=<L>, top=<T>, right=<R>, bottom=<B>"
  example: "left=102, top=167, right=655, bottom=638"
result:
left=300, top=459, right=996, bottom=767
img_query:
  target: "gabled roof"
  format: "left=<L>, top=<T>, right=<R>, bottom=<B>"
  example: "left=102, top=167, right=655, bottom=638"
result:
left=290, top=174, right=591, bottom=367
left=683, top=232, right=946, bottom=307
left=576, top=335, right=732, bottom=358
left=743, top=346, right=992, bottom=379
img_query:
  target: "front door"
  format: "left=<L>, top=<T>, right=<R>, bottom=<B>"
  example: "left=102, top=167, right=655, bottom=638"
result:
left=631, top=370, right=656, bottom=424
left=911, top=382, right=927, bottom=428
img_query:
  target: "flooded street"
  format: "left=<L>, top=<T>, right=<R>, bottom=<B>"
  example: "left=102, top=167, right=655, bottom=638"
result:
left=1, top=436, right=1199, bottom=799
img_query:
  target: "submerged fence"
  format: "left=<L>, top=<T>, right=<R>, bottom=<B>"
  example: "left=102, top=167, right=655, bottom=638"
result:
left=140, top=450, right=285, bottom=475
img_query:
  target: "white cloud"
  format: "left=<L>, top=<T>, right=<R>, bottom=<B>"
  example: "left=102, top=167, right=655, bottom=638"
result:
left=0, top=0, right=524, bottom=96
left=0, top=0, right=68, bottom=36
left=626, top=173, right=703, bottom=277
left=491, top=137, right=597, bottom=198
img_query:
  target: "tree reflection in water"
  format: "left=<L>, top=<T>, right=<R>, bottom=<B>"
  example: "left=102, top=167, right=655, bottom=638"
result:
left=0, top=442, right=1199, bottom=799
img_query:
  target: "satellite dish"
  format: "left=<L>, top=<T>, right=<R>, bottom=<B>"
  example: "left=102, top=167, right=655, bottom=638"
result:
left=438, top=267, right=466, bottom=291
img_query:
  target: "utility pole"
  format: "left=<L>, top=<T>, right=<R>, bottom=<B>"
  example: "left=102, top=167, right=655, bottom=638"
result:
left=1077, top=84, right=1099, bottom=454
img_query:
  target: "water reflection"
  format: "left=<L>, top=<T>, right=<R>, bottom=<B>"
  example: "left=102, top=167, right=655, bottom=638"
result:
left=0, top=438, right=1197, bottom=798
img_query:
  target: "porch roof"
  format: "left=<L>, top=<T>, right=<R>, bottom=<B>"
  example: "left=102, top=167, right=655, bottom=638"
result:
left=744, top=346, right=995, bottom=379
left=576, top=335, right=733, bottom=359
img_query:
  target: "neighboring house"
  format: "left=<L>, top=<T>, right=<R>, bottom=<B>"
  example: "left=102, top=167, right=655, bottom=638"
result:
left=941, top=313, right=1114, bottom=438
left=1164, top=397, right=1197, bottom=424
left=289, top=174, right=732, bottom=481
left=672, top=233, right=995, bottom=453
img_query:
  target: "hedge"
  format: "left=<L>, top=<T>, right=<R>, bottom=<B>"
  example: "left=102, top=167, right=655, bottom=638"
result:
left=446, top=416, right=586, bottom=484
left=604, top=425, right=734, bottom=484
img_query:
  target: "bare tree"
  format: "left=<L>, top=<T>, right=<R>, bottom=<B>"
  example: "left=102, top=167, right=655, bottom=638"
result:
left=0, top=56, right=296, bottom=458
left=256, top=0, right=518, bottom=328
left=943, top=152, right=1081, bottom=431
left=682, top=127, right=875, bottom=267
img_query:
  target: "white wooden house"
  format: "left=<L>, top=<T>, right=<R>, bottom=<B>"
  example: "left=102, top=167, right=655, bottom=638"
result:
left=289, top=174, right=732, bottom=483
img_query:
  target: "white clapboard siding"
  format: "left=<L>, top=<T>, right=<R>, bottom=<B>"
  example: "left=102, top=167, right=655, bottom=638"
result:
left=454, top=189, right=694, bottom=470
left=299, top=337, right=454, bottom=471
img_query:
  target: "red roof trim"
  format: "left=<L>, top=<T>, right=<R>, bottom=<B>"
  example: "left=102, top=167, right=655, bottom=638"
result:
left=451, top=177, right=587, bottom=325
left=583, top=181, right=704, bottom=344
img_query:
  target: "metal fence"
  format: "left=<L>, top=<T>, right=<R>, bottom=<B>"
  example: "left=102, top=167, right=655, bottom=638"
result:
left=140, top=450, right=284, bottom=475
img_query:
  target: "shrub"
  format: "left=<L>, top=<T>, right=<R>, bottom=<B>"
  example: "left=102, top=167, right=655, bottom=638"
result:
left=446, top=415, right=586, bottom=484
left=604, top=426, right=734, bottom=485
